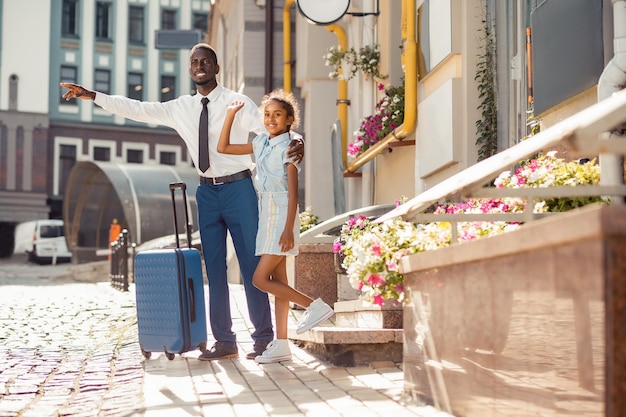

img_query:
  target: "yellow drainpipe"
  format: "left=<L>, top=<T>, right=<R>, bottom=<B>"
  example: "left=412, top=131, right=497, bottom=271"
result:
left=283, top=0, right=296, bottom=93
left=345, top=0, right=418, bottom=173
left=325, top=24, right=350, bottom=168
left=283, top=2, right=349, bottom=166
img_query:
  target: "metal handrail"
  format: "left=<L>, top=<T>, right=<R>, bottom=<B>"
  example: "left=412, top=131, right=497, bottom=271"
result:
left=377, top=87, right=626, bottom=224
left=300, top=203, right=396, bottom=244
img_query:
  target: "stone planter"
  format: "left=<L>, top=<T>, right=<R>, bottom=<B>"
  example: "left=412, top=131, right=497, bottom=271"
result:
left=293, top=243, right=337, bottom=308
left=400, top=204, right=626, bottom=416
left=337, top=273, right=360, bottom=301
left=334, top=299, right=403, bottom=329
left=333, top=250, right=346, bottom=274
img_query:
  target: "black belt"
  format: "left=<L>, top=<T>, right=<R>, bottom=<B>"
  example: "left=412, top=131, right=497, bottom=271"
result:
left=200, top=169, right=252, bottom=185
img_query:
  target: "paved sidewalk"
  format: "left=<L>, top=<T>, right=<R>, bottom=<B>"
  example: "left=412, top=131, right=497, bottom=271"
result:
left=0, top=261, right=450, bottom=417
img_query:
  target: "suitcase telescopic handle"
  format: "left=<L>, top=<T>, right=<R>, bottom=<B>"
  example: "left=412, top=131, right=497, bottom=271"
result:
left=169, top=182, right=193, bottom=249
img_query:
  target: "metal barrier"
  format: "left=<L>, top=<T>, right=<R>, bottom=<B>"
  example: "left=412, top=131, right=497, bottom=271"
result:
left=110, top=229, right=134, bottom=291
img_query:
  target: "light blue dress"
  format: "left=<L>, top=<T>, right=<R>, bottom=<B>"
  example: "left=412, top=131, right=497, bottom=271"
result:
left=252, top=132, right=300, bottom=256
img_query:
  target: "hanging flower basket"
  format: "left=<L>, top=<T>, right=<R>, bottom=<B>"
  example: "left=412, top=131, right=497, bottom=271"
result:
left=323, top=44, right=387, bottom=81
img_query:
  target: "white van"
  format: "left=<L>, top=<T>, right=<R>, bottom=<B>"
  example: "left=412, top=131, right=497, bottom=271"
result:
left=13, top=219, right=73, bottom=264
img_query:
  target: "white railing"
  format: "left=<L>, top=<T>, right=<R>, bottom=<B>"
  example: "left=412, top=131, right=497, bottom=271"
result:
left=300, top=204, right=395, bottom=244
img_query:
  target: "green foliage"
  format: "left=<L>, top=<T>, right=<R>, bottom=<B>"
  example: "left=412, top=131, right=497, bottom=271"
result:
left=474, top=4, right=498, bottom=162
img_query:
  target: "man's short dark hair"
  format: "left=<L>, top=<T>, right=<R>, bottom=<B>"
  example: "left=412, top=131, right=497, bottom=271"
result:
left=190, top=43, right=218, bottom=66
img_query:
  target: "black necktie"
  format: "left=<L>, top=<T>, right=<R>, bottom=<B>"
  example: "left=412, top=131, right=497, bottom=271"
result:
left=199, top=97, right=210, bottom=172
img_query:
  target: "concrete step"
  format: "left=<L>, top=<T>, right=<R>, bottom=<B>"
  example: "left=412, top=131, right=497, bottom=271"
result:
left=334, top=299, right=403, bottom=329
left=288, top=325, right=403, bottom=367
left=287, top=302, right=403, bottom=367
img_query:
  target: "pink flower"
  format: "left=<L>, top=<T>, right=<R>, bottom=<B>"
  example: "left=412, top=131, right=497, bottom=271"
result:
left=348, top=142, right=362, bottom=157
left=386, top=260, right=398, bottom=271
left=373, top=294, right=385, bottom=306
left=395, top=283, right=404, bottom=293
left=366, top=273, right=386, bottom=286
left=350, top=216, right=364, bottom=227
left=358, top=281, right=364, bottom=291
left=371, top=244, right=381, bottom=256
left=332, top=241, right=343, bottom=253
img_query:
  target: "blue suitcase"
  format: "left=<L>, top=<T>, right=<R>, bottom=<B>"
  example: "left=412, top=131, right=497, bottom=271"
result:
left=134, top=182, right=207, bottom=360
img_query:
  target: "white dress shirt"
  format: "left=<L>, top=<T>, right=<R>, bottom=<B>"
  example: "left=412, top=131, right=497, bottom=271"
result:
left=94, top=84, right=265, bottom=177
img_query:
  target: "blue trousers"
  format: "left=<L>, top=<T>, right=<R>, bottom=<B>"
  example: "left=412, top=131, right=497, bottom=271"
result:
left=196, top=177, right=274, bottom=344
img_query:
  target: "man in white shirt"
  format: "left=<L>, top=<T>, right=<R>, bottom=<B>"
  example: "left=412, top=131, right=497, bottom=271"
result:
left=61, top=43, right=303, bottom=361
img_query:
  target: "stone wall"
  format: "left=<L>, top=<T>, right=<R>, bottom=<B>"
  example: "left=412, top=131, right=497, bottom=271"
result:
left=400, top=204, right=626, bottom=416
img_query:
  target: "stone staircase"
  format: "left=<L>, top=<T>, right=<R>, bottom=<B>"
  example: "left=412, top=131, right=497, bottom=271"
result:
left=288, top=244, right=403, bottom=366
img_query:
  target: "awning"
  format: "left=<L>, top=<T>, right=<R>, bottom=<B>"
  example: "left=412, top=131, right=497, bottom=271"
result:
left=63, top=161, right=199, bottom=262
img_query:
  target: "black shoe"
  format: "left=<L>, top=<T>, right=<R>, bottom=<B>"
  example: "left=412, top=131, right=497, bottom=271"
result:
left=198, top=342, right=238, bottom=361
left=245, top=340, right=270, bottom=360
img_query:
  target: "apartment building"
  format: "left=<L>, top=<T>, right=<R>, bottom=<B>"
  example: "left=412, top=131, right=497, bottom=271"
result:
left=0, top=0, right=210, bottom=257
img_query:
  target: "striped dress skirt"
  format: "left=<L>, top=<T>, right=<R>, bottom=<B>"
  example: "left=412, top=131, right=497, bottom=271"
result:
left=256, top=191, right=300, bottom=256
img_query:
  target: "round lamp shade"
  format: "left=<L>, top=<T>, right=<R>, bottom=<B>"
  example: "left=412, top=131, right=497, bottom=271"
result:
left=296, top=0, right=350, bottom=25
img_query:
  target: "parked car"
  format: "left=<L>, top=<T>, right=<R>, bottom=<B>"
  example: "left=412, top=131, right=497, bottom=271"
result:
left=13, top=219, right=72, bottom=264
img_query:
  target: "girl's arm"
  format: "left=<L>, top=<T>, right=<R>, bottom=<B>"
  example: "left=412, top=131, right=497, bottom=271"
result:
left=217, top=101, right=254, bottom=155
left=279, top=162, right=299, bottom=252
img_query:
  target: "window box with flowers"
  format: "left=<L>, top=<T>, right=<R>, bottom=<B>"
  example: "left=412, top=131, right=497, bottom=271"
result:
left=333, top=152, right=606, bottom=307
left=348, top=79, right=405, bottom=159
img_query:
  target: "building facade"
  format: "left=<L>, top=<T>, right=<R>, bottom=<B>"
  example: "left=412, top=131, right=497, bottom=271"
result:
left=0, top=0, right=619, bottom=257
left=0, top=0, right=210, bottom=256
left=208, top=0, right=618, bottom=223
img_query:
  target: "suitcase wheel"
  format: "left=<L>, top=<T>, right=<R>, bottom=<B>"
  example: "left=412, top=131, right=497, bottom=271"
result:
left=164, top=351, right=175, bottom=360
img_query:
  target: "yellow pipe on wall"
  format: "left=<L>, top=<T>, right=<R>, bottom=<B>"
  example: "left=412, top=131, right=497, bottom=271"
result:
left=325, top=24, right=350, bottom=168
left=345, top=0, right=418, bottom=173
left=283, top=0, right=296, bottom=93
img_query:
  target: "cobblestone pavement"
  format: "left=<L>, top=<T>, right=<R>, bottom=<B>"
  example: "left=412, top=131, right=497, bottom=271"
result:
left=0, top=260, right=142, bottom=417
left=0, top=259, right=451, bottom=417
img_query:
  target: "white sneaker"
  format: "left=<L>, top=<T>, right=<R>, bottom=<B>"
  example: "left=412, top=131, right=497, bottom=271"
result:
left=296, top=298, right=334, bottom=334
left=254, top=339, right=292, bottom=364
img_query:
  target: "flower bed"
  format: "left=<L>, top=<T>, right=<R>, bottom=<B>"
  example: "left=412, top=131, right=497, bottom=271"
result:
left=333, top=152, right=605, bottom=306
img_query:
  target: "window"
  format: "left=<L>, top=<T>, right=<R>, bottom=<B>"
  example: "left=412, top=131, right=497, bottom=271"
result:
left=62, top=0, right=79, bottom=37
left=128, top=73, right=143, bottom=101
left=93, top=147, right=111, bottom=161
left=160, top=151, right=176, bottom=166
left=160, top=76, right=176, bottom=102
left=59, top=144, right=76, bottom=194
left=60, top=66, right=78, bottom=103
left=531, top=0, right=604, bottom=115
left=40, top=225, right=64, bottom=238
left=94, top=69, right=111, bottom=95
left=161, top=9, right=177, bottom=30
left=193, top=13, right=208, bottom=33
left=127, top=149, right=143, bottom=163
left=96, top=2, right=112, bottom=40
left=129, top=6, right=145, bottom=44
